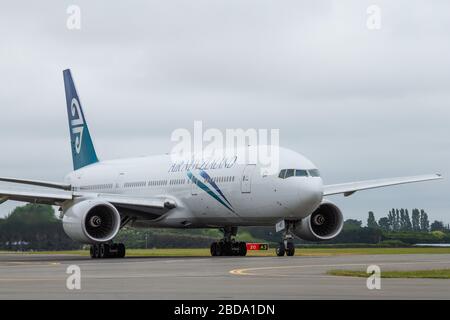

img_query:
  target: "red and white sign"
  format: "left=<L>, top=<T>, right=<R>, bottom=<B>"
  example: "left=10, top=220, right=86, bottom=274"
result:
left=246, top=243, right=269, bottom=251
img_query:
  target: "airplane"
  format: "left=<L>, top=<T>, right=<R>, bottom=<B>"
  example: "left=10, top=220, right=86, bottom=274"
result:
left=0, top=69, right=443, bottom=259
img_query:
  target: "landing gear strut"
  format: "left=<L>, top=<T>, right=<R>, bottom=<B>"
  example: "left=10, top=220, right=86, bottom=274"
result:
left=276, top=221, right=296, bottom=257
left=90, top=243, right=126, bottom=259
left=210, top=227, right=247, bottom=257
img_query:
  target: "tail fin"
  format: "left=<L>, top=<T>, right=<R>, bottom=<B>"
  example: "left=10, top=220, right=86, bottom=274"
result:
left=63, top=69, right=99, bottom=170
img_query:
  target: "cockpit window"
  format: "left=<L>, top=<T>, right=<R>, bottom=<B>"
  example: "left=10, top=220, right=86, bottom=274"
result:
left=295, top=170, right=308, bottom=177
left=285, top=169, right=295, bottom=178
left=308, top=169, right=321, bottom=177
left=279, top=169, right=320, bottom=179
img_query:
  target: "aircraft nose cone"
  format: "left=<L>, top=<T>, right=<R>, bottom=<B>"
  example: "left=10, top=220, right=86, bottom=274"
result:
left=299, top=178, right=323, bottom=214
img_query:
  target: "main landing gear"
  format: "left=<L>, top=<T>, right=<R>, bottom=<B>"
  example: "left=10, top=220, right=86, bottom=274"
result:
left=276, top=221, right=296, bottom=257
left=210, top=227, right=247, bottom=257
left=90, top=243, right=126, bottom=259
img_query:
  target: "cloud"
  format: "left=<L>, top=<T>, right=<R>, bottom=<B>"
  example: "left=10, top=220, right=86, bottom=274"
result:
left=0, top=0, right=449, bottom=222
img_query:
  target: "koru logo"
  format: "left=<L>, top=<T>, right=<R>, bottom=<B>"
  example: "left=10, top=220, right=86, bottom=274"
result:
left=71, top=98, right=84, bottom=154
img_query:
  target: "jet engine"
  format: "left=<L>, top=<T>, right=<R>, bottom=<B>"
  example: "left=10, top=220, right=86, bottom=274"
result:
left=292, top=201, right=344, bottom=241
left=62, top=199, right=121, bottom=244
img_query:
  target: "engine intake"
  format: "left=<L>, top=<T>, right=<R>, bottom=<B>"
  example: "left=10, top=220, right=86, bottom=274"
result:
left=292, top=201, right=344, bottom=241
left=63, top=199, right=121, bottom=244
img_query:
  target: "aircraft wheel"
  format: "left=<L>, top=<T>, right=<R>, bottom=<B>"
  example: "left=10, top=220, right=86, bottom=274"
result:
left=117, top=243, right=126, bottom=258
left=90, top=245, right=96, bottom=259
left=94, top=244, right=101, bottom=258
left=210, top=242, right=218, bottom=256
left=104, top=244, right=112, bottom=258
left=286, top=242, right=295, bottom=256
left=216, top=242, right=223, bottom=256
left=99, top=244, right=106, bottom=258
left=239, top=242, right=247, bottom=256
left=276, top=243, right=285, bottom=257
left=222, top=242, right=232, bottom=256
left=211, top=241, right=247, bottom=257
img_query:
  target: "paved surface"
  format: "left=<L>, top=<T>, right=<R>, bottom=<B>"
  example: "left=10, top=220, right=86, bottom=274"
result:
left=0, top=253, right=449, bottom=299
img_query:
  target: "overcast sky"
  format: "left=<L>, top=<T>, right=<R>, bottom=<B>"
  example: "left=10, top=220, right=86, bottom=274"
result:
left=0, top=1, right=449, bottom=224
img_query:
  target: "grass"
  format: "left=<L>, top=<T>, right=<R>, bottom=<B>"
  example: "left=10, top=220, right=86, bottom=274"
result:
left=328, top=269, right=450, bottom=279
left=2, top=247, right=450, bottom=257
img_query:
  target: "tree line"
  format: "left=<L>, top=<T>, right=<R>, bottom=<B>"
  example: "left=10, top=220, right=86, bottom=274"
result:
left=304, top=209, right=450, bottom=246
left=0, top=204, right=221, bottom=250
left=0, top=204, right=80, bottom=251
left=1, top=204, right=449, bottom=251
left=367, top=209, right=449, bottom=232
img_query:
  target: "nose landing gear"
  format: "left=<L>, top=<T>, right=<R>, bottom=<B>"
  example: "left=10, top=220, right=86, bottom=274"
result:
left=276, top=221, right=296, bottom=257
left=276, top=241, right=295, bottom=257
left=210, top=227, right=247, bottom=257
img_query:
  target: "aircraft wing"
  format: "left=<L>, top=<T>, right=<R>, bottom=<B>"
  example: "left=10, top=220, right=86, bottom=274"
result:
left=0, top=177, right=71, bottom=190
left=323, top=174, right=443, bottom=197
left=0, top=188, right=72, bottom=205
left=0, top=187, right=175, bottom=212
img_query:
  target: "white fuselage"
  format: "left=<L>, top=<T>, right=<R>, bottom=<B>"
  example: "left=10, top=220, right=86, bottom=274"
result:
left=65, top=147, right=324, bottom=229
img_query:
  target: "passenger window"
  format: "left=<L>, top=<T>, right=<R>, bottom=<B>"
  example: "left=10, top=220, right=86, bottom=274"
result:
left=278, top=170, right=286, bottom=179
left=285, top=169, right=295, bottom=178
left=295, top=170, right=308, bottom=177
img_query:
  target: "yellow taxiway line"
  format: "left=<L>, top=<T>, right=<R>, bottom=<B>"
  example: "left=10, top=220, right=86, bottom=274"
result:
left=230, top=260, right=450, bottom=276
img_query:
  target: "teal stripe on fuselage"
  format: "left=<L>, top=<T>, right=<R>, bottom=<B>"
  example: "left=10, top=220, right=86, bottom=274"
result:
left=199, top=170, right=233, bottom=208
left=187, top=171, right=235, bottom=213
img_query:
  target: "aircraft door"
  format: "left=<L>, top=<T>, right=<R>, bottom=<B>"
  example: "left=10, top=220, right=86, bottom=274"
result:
left=116, top=172, right=126, bottom=192
left=241, top=164, right=256, bottom=193
left=191, top=176, right=198, bottom=195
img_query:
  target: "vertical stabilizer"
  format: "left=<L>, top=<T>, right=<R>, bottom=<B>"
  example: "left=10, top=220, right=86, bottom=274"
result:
left=63, top=69, right=99, bottom=170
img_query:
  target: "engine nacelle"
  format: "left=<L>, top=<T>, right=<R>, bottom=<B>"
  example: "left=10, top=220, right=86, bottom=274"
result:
left=292, top=201, right=344, bottom=241
left=62, top=199, right=121, bottom=244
